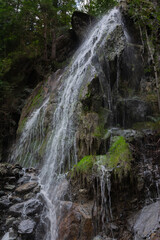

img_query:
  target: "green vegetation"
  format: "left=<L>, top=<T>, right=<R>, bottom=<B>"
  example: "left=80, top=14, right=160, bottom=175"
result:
left=94, top=124, right=108, bottom=138
left=79, top=0, right=117, bottom=16
left=0, top=0, right=77, bottom=101
left=72, top=155, right=95, bottom=175
left=127, top=0, right=160, bottom=111
left=108, top=136, right=132, bottom=178
left=17, top=117, right=27, bottom=135
left=72, top=136, right=133, bottom=180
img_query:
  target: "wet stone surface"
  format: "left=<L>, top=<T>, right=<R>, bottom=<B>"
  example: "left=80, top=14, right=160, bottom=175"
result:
left=0, top=163, right=45, bottom=240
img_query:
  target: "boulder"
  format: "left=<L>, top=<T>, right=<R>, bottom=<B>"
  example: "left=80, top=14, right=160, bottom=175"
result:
left=72, top=11, right=96, bottom=41
left=0, top=196, right=11, bottom=209
left=58, top=201, right=93, bottom=240
left=4, top=184, right=16, bottom=191
left=128, top=201, right=160, bottom=239
left=9, top=199, right=42, bottom=217
left=18, top=219, right=36, bottom=234
left=15, top=182, right=38, bottom=194
left=56, top=30, right=78, bottom=62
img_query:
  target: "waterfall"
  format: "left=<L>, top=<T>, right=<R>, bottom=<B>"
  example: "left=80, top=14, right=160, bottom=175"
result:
left=10, top=7, right=124, bottom=240
left=40, top=8, right=122, bottom=239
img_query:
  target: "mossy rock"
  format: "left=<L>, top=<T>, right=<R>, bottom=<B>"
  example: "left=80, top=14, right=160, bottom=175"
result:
left=17, top=82, right=44, bottom=135
left=108, top=136, right=133, bottom=179
left=133, top=116, right=160, bottom=133
left=71, top=136, right=133, bottom=181
left=71, top=155, right=108, bottom=177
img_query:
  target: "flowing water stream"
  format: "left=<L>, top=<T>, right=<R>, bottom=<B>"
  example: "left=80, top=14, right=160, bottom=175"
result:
left=10, top=8, right=127, bottom=239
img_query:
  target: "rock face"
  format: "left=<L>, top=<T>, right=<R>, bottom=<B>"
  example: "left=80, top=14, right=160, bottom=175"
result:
left=72, top=11, right=96, bottom=41
left=58, top=201, right=93, bottom=240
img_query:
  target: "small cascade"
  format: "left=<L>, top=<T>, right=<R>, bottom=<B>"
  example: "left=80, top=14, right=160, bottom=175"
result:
left=10, top=98, right=49, bottom=167
left=98, top=164, right=113, bottom=235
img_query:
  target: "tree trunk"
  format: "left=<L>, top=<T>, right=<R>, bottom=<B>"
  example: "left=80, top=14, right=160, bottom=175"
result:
left=51, top=29, right=56, bottom=60
left=44, top=19, right=48, bottom=61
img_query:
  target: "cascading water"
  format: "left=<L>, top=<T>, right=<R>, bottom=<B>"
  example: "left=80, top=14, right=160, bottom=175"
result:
left=10, top=98, right=49, bottom=167
left=9, top=7, right=128, bottom=240
left=39, top=8, right=123, bottom=239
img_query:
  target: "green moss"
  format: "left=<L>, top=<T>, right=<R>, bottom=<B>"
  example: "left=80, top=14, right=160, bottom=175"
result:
left=73, top=155, right=95, bottom=175
left=28, top=87, right=43, bottom=112
left=93, top=124, right=108, bottom=138
left=17, top=117, right=27, bottom=135
left=71, top=155, right=108, bottom=178
left=71, top=137, right=133, bottom=180
left=108, top=136, right=132, bottom=178
left=39, top=134, right=49, bottom=157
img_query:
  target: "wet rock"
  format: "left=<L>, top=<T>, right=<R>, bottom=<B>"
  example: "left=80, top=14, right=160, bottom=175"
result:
left=4, top=184, right=16, bottom=191
left=104, top=25, right=126, bottom=61
left=15, top=182, right=38, bottom=194
left=18, top=219, right=36, bottom=234
left=9, top=196, right=22, bottom=204
left=9, top=228, right=17, bottom=240
left=6, top=217, right=16, bottom=227
left=24, top=192, right=36, bottom=201
left=58, top=201, right=93, bottom=240
left=9, top=199, right=42, bottom=217
left=128, top=201, right=160, bottom=239
left=1, top=228, right=17, bottom=240
left=1, top=232, right=9, bottom=240
left=0, top=196, right=11, bottom=209
left=33, top=185, right=41, bottom=194
left=0, top=191, right=5, bottom=197
left=108, top=128, right=144, bottom=142
left=17, top=175, right=31, bottom=184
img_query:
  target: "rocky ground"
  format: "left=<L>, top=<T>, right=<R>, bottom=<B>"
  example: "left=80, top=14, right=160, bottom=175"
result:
left=0, top=163, right=45, bottom=240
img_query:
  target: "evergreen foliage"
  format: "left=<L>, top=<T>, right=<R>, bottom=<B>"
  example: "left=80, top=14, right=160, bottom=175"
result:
left=78, top=0, right=117, bottom=16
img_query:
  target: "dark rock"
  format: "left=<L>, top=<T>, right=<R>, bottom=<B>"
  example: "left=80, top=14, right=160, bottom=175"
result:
left=18, top=219, right=36, bottom=234
left=17, top=175, right=31, bottom=184
left=9, top=199, right=43, bottom=217
left=24, top=193, right=36, bottom=201
left=6, top=217, right=16, bottom=227
left=116, top=98, right=151, bottom=128
left=56, top=30, right=78, bottom=62
left=9, top=196, right=22, bottom=204
left=14, top=164, right=22, bottom=169
left=0, top=191, right=5, bottom=197
left=0, top=196, right=11, bottom=209
left=12, top=168, right=21, bottom=176
left=4, top=176, right=16, bottom=183
left=72, top=11, right=96, bottom=42
left=4, top=184, right=16, bottom=191
left=33, top=185, right=41, bottom=194
left=15, top=182, right=38, bottom=194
